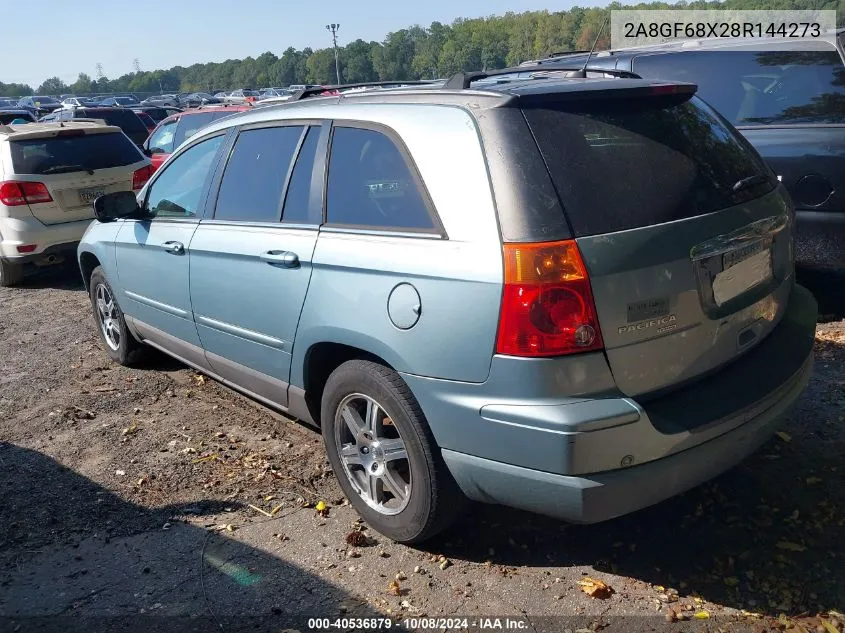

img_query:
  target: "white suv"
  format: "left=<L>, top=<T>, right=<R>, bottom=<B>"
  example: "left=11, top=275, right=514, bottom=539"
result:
left=0, top=121, right=151, bottom=286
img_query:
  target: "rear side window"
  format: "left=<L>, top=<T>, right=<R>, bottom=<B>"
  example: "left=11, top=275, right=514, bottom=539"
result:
left=634, top=49, right=845, bottom=125
left=10, top=132, right=143, bottom=175
left=281, top=127, right=320, bottom=224
left=326, top=127, right=435, bottom=231
left=214, top=126, right=304, bottom=223
left=523, top=94, right=774, bottom=236
left=0, top=112, right=34, bottom=124
left=173, top=112, right=219, bottom=148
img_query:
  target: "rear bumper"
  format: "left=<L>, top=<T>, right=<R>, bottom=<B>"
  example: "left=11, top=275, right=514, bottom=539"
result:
left=406, top=284, right=817, bottom=523
left=0, top=217, right=92, bottom=262
left=443, top=347, right=811, bottom=523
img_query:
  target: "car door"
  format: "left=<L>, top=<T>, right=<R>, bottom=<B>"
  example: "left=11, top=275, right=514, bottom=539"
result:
left=189, top=121, right=325, bottom=407
left=114, top=132, right=227, bottom=369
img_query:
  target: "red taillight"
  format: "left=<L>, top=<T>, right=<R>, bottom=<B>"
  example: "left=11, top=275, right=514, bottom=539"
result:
left=496, top=239, right=604, bottom=357
left=132, top=165, right=152, bottom=190
left=0, top=181, right=53, bottom=206
left=16, top=244, right=37, bottom=253
left=56, top=129, right=85, bottom=138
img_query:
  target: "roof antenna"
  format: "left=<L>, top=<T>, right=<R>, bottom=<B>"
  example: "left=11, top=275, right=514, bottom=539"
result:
left=568, top=16, right=609, bottom=79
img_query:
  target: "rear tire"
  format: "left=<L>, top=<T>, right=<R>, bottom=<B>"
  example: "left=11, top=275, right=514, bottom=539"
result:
left=0, top=259, right=24, bottom=287
left=321, top=360, right=465, bottom=544
left=89, top=266, right=146, bottom=366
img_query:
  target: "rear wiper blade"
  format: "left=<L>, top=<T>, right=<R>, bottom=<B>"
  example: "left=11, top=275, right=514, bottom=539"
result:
left=40, top=164, right=95, bottom=175
left=732, top=174, right=771, bottom=193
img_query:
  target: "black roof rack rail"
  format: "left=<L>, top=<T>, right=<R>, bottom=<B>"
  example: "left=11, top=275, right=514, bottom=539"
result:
left=545, top=49, right=591, bottom=58
left=443, top=64, right=641, bottom=90
left=289, top=80, right=439, bottom=102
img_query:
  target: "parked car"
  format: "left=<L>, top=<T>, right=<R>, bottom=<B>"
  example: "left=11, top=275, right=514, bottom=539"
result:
left=79, top=75, right=816, bottom=543
left=1, top=120, right=151, bottom=286
left=0, top=98, right=19, bottom=108
left=40, top=107, right=150, bottom=148
left=61, top=97, right=97, bottom=108
left=178, top=93, right=221, bottom=108
left=99, top=96, right=138, bottom=107
left=0, top=109, right=37, bottom=124
left=142, top=105, right=251, bottom=171
left=213, top=91, right=230, bottom=99
left=16, top=96, right=62, bottom=117
left=140, top=95, right=180, bottom=108
left=130, top=105, right=183, bottom=124
left=533, top=38, right=845, bottom=273
left=224, top=89, right=260, bottom=103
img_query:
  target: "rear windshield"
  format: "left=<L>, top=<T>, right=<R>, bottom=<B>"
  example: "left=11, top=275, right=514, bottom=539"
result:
left=634, top=49, right=845, bottom=126
left=523, top=94, right=775, bottom=236
left=79, top=108, right=147, bottom=134
left=173, top=111, right=231, bottom=147
left=32, top=96, right=59, bottom=104
left=0, top=112, right=34, bottom=124
left=10, top=132, right=143, bottom=175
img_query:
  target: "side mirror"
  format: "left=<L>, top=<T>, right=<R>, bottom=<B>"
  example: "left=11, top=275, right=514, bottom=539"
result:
left=93, top=191, right=144, bottom=223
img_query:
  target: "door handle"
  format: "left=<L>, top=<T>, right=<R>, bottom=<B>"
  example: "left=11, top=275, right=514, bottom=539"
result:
left=161, top=240, right=184, bottom=255
left=260, top=250, right=300, bottom=268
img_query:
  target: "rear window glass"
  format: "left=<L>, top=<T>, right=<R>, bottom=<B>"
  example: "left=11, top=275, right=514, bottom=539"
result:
left=10, top=132, right=143, bottom=175
left=0, top=112, right=34, bottom=124
left=79, top=108, right=147, bottom=134
left=634, top=49, right=845, bottom=126
left=523, top=94, right=774, bottom=236
left=173, top=112, right=227, bottom=148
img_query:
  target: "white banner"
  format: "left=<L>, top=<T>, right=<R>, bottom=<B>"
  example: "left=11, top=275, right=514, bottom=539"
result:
left=610, top=10, right=838, bottom=50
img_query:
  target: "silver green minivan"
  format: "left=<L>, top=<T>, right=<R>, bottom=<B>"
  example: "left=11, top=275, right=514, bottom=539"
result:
left=78, top=71, right=817, bottom=543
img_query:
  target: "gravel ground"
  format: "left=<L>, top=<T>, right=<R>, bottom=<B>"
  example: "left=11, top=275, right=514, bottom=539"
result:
left=0, top=264, right=843, bottom=633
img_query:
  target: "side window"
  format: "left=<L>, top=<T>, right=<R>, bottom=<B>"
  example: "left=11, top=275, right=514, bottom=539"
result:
left=145, top=135, right=224, bottom=219
left=214, top=126, right=304, bottom=223
left=326, top=127, right=435, bottom=231
left=281, top=126, right=320, bottom=224
left=148, top=120, right=176, bottom=154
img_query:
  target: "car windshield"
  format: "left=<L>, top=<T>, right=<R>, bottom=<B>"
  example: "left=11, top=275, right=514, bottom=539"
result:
left=114, top=97, right=134, bottom=105
left=10, top=132, right=142, bottom=174
left=243, top=90, right=259, bottom=96
left=32, top=96, right=59, bottom=104
left=634, top=48, right=845, bottom=126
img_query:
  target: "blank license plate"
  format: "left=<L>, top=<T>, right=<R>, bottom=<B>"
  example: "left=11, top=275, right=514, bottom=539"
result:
left=78, top=187, right=105, bottom=204
left=712, top=248, right=772, bottom=306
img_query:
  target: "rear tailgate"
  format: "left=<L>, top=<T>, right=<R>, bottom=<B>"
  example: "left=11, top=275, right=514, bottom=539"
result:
left=9, top=128, right=148, bottom=225
left=523, top=87, right=794, bottom=397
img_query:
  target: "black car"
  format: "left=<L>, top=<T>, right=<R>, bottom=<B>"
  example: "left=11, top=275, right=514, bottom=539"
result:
left=178, top=93, right=221, bottom=108
left=16, top=95, right=62, bottom=117
left=0, top=109, right=37, bottom=124
left=40, top=107, right=149, bottom=147
left=99, top=96, right=138, bottom=107
left=532, top=38, right=845, bottom=274
left=130, top=105, right=183, bottom=124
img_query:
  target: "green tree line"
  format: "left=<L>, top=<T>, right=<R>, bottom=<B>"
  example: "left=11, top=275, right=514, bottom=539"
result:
left=2, top=0, right=842, bottom=98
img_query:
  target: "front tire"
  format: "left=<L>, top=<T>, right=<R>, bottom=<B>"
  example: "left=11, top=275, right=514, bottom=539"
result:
left=321, top=360, right=465, bottom=544
left=0, top=259, right=24, bottom=287
left=89, top=266, right=146, bottom=366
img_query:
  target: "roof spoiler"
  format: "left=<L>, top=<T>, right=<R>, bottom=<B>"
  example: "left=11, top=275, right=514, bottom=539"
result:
left=443, top=64, right=641, bottom=89
left=289, top=80, right=440, bottom=102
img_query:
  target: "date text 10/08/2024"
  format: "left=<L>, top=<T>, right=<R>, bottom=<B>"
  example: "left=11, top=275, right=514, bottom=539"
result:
left=307, top=617, right=529, bottom=630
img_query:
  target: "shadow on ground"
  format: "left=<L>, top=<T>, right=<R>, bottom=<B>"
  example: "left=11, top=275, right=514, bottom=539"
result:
left=797, top=267, right=845, bottom=321
left=425, top=332, right=845, bottom=618
left=0, top=443, right=382, bottom=633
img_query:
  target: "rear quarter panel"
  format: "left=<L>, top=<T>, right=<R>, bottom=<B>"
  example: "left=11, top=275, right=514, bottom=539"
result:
left=290, top=104, right=504, bottom=386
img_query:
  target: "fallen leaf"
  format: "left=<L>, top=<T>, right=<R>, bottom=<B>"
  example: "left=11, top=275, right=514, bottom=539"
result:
left=315, top=500, right=329, bottom=517
left=775, top=431, right=791, bottom=443
left=345, top=531, right=372, bottom=547
left=806, top=477, right=823, bottom=485
left=693, top=611, right=710, bottom=619
left=724, top=577, right=740, bottom=587
left=122, top=422, right=139, bottom=436
left=577, top=577, right=614, bottom=599
left=388, top=580, right=401, bottom=596
left=225, top=524, right=236, bottom=532
left=820, top=620, right=839, bottom=633
left=776, top=541, right=806, bottom=552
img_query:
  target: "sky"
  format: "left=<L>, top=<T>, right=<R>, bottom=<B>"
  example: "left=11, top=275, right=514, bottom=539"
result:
left=0, top=0, right=608, bottom=88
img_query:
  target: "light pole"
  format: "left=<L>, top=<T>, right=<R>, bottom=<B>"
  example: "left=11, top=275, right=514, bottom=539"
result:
left=325, top=23, right=341, bottom=85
